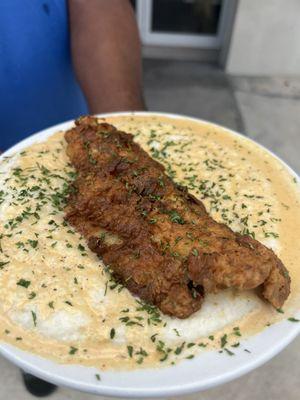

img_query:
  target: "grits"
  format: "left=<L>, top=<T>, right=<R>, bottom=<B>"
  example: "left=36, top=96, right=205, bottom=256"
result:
left=0, top=115, right=299, bottom=370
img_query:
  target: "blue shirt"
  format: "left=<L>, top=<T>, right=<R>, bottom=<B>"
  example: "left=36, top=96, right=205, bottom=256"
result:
left=0, top=0, right=88, bottom=150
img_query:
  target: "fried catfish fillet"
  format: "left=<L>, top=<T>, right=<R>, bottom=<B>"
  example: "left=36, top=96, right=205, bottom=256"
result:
left=64, top=116, right=290, bottom=318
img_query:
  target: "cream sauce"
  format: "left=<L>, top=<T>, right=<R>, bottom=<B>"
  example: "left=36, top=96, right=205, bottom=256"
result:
left=0, top=115, right=299, bottom=370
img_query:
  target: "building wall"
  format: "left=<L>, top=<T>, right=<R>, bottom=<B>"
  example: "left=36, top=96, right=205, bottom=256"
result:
left=225, top=0, right=300, bottom=75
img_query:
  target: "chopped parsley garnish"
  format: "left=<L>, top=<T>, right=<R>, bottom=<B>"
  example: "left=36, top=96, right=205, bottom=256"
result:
left=110, top=328, right=116, bottom=339
left=135, top=300, right=162, bottom=326
left=174, top=342, right=185, bottom=355
left=173, top=329, right=180, bottom=337
left=69, top=346, right=78, bottom=355
left=159, top=353, right=168, bottom=362
left=167, top=210, right=185, bottom=225
left=233, top=327, right=241, bottom=337
left=28, top=239, right=38, bottom=249
left=127, top=345, right=133, bottom=358
left=187, top=342, right=195, bottom=348
left=220, top=334, right=227, bottom=348
left=224, top=348, right=234, bottom=356
left=136, top=347, right=148, bottom=357
left=31, top=311, right=37, bottom=327
left=150, top=334, right=158, bottom=342
left=191, top=248, right=199, bottom=256
left=186, top=355, right=194, bottom=359
left=17, top=279, right=31, bottom=288
left=48, top=301, right=54, bottom=309
left=0, top=261, right=9, bottom=269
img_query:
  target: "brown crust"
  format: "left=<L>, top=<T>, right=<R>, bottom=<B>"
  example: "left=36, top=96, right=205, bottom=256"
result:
left=64, top=116, right=290, bottom=318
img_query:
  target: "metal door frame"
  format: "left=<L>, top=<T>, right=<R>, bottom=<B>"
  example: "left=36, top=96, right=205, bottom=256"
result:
left=136, top=0, right=233, bottom=49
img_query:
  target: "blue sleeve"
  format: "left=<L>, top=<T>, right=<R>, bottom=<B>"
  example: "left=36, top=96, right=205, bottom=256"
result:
left=0, top=0, right=88, bottom=150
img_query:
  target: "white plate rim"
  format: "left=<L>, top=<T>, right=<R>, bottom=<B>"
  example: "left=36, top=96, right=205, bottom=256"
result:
left=0, top=111, right=299, bottom=398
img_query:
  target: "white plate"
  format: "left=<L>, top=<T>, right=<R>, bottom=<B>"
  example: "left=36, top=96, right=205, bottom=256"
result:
left=0, top=112, right=299, bottom=398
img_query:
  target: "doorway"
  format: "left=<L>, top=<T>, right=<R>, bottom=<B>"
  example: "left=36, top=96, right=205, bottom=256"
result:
left=131, top=0, right=232, bottom=50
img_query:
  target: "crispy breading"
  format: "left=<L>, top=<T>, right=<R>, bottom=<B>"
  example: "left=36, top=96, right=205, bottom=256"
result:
left=64, top=116, right=290, bottom=318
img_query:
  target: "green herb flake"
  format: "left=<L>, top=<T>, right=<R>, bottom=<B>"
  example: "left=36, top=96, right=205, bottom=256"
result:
left=136, top=347, right=148, bottom=357
left=220, top=334, right=227, bottom=348
left=224, top=348, right=234, bottom=356
left=0, top=261, right=10, bottom=269
left=150, top=333, right=158, bottom=343
left=233, top=327, right=242, bottom=337
left=110, top=328, right=116, bottom=339
left=31, top=311, right=37, bottom=327
left=174, top=342, right=185, bottom=355
left=48, top=301, right=54, bottom=309
left=187, top=342, right=195, bottom=348
left=95, top=374, right=101, bottom=381
left=186, top=355, right=194, bottom=359
left=158, top=176, right=165, bottom=187
left=169, top=210, right=185, bottom=225
left=28, top=239, right=38, bottom=249
left=17, top=279, right=31, bottom=288
left=127, top=345, right=133, bottom=358
left=191, top=248, right=199, bottom=256
left=159, top=353, right=168, bottom=362
left=288, top=317, right=299, bottom=322
left=78, top=244, right=85, bottom=252
left=69, top=346, right=78, bottom=355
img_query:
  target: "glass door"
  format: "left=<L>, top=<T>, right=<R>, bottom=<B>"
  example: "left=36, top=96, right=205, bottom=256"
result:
left=135, top=0, right=230, bottom=49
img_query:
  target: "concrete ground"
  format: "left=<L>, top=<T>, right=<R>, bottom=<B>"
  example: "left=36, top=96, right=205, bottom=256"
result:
left=0, top=60, right=299, bottom=400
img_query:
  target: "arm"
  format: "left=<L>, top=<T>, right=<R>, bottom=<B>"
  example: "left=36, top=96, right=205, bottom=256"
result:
left=68, top=0, right=145, bottom=114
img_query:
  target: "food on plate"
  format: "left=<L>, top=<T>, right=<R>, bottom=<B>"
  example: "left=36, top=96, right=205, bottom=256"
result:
left=0, top=114, right=299, bottom=370
left=65, top=116, right=290, bottom=318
